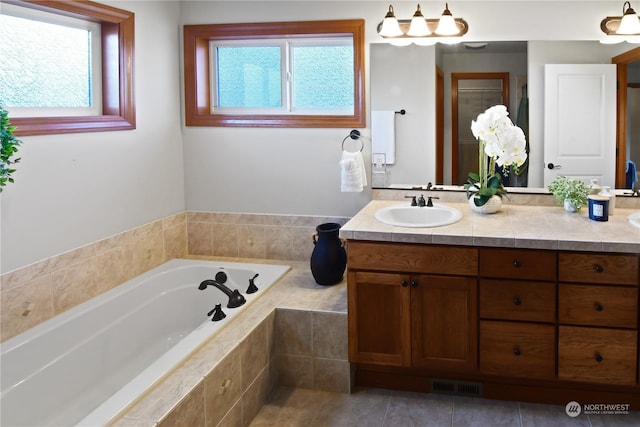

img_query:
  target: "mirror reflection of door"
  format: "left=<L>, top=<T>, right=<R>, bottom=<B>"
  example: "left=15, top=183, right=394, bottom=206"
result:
left=451, top=72, right=509, bottom=185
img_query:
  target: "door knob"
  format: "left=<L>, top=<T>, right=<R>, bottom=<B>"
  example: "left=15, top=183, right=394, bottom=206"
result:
left=547, top=162, right=562, bottom=170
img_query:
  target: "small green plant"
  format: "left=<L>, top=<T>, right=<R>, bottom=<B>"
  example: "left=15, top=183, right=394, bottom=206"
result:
left=0, top=103, right=22, bottom=192
left=547, top=176, right=589, bottom=211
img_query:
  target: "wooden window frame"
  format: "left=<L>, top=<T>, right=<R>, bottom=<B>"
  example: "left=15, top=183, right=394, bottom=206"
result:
left=183, top=20, right=365, bottom=128
left=5, top=0, right=135, bottom=136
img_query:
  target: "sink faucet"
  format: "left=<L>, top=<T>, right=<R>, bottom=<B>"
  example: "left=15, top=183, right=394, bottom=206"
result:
left=198, top=271, right=246, bottom=308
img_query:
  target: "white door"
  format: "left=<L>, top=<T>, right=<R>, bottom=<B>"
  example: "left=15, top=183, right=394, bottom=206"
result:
left=544, top=64, right=616, bottom=187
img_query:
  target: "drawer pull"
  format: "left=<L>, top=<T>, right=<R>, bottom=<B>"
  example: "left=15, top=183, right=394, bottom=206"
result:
left=595, top=303, right=604, bottom=312
left=594, top=264, right=604, bottom=273
left=513, top=297, right=522, bottom=306
left=411, top=281, right=418, bottom=288
left=401, top=280, right=408, bottom=287
left=595, top=353, right=604, bottom=363
left=513, top=347, right=521, bottom=356
left=513, top=260, right=522, bottom=268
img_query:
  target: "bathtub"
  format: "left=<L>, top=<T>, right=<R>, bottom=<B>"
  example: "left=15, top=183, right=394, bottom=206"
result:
left=0, top=259, right=289, bottom=427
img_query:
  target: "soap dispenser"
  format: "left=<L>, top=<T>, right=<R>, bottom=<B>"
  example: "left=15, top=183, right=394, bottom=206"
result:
left=599, top=186, right=615, bottom=214
left=589, top=179, right=602, bottom=195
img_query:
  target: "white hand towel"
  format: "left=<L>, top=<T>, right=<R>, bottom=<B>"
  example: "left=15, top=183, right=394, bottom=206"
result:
left=371, top=110, right=396, bottom=164
left=340, top=150, right=367, bottom=192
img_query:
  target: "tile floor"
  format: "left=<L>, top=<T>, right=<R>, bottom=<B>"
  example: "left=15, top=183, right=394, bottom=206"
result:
left=250, top=386, right=640, bottom=427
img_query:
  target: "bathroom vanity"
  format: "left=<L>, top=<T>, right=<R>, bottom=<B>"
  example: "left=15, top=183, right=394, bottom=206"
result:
left=341, top=197, right=640, bottom=408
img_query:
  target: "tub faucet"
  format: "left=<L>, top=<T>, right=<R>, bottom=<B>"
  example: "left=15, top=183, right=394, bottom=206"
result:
left=198, top=271, right=246, bottom=308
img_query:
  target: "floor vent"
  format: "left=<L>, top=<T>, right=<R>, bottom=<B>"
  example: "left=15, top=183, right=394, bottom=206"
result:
left=429, top=379, right=483, bottom=397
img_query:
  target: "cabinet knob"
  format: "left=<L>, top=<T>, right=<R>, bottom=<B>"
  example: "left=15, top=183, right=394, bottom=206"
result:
left=513, top=260, right=522, bottom=268
left=595, top=303, right=604, bottom=312
left=595, top=353, right=604, bottom=363
left=513, top=347, right=521, bottom=356
left=401, top=280, right=408, bottom=287
left=513, top=297, right=522, bottom=306
left=594, top=264, right=604, bottom=273
left=411, top=281, right=418, bottom=288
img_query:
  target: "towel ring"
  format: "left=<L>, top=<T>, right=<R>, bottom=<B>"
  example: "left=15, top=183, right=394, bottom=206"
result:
left=342, top=129, right=363, bottom=152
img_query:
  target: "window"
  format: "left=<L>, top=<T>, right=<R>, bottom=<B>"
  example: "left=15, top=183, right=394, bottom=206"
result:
left=0, top=0, right=135, bottom=135
left=1, top=4, right=102, bottom=116
left=184, top=20, right=365, bottom=128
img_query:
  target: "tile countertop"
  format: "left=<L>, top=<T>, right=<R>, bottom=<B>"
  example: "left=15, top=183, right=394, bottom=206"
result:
left=339, top=200, right=640, bottom=254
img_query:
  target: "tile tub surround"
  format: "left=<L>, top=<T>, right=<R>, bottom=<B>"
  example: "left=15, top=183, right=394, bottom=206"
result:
left=110, top=258, right=348, bottom=426
left=186, top=211, right=349, bottom=260
left=341, top=199, right=640, bottom=253
left=0, top=212, right=188, bottom=342
left=0, top=211, right=349, bottom=342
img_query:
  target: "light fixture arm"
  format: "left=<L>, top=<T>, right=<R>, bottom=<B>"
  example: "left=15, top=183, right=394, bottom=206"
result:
left=601, top=0, right=640, bottom=36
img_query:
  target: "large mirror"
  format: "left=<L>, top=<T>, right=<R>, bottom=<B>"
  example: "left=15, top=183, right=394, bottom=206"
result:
left=370, top=41, right=640, bottom=191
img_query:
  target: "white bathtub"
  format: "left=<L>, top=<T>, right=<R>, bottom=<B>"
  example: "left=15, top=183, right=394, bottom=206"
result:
left=0, top=259, right=289, bottom=427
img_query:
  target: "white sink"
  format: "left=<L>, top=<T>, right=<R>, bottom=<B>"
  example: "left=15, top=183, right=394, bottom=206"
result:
left=374, top=204, right=463, bottom=228
left=629, top=211, right=640, bottom=229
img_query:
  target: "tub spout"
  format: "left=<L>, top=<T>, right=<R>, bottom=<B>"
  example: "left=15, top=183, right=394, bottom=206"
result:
left=198, top=279, right=246, bottom=309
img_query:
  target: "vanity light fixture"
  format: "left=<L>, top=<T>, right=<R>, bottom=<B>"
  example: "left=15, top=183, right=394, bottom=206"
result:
left=377, top=3, right=469, bottom=45
left=601, top=1, right=640, bottom=39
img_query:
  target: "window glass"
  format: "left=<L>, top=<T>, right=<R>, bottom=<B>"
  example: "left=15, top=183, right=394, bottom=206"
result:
left=0, top=4, right=101, bottom=116
left=292, top=44, right=353, bottom=111
left=216, top=46, right=282, bottom=109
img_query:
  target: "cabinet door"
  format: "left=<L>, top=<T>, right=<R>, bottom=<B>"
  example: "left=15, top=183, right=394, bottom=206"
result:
left=411, top=275, right=477, bottom=372
left=348, top=271, right=411, bottom=367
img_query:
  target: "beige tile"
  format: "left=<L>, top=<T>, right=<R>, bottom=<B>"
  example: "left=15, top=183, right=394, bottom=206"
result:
left=276, top=354, right=313, bottom=389
left=163, top=212, right=186, bottom=229
left=204, top=346, right=243, bottom=427
left=290, top=226, right=315, bottom=261
left=312, top=358, right=351, bottom=393
left=0, top=275, right=54, bottom=342
left=96, top=245, right=136, bottom=292
left=132, top=231, right=165, bottom=275
left=249, top=387, right=325, bottom=427
left=50, top=258, right=100, bottom=314
left=452, top=396, right=520, bottom=426
left=210, top=212, right=241, bottom=224
left=238, top=214, right=266, bottom=225
left=238, top=224, right=266, bottom=259
left=158, top=381, right=205, bottom=427
left=211, top=223, right=239, bottom=257
left=384, top=391, right=454, bottom=427
left=240, top=320, right=270, bottom=391
left=110, top=418, right=157, bottom=427
left=241, top=366, right=272, bottom=426
left=275, top=309, right=312, bottom=356
left=164, top=222, right=187, bottom=259
left=188, top=222, right=213, bottom=255
left=215, top=400, right=243, bottom=427
left=265, top=226, right=292, bottom=260
left=49, top=244, right=96, bottom=273
left=125, top=374, right=203, bottom=422
left=312, top=311, right=347, bottom=360
left=1, top=259, right=51, bottom=292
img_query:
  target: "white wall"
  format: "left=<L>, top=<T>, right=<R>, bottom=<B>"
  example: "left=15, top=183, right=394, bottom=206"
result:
left=180, top=0, right=633, bottom=214
left=2, top=1, right=633, bottom=273
left=1, top=1, right=185, bottom=273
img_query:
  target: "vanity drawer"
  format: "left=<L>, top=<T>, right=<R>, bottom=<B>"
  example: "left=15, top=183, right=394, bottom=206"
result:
left=480, top=320, right=555, bottom=379
left=558, top=284, right=638, bottom=329
left=480, top=279, right=555, bottom=323
left=479, top=248, right=556, bottom=281
left=347, top=241, right=477, bottom=276
left=558, top=253, right=639, bottom=286
left=558, top=326, right=637, bottom=385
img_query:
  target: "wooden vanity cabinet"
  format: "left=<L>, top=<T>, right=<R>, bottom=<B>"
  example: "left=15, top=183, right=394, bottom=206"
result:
left=348, top=241, right=640, bottom=405
left=478, top=248, right=557, bottom=379
left=558, top=253, right=639, bottom=385
left=347, top=241, right=477, bottom=373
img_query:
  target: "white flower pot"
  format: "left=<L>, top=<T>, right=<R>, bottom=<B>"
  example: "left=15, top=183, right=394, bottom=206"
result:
left=469, top=195, right=502, bottom=214
left=563, top=199, right=577, bottom=212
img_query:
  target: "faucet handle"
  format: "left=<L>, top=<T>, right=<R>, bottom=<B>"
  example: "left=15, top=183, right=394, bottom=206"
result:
left=427, top=196, right=439, bottom=207
left=405, top=195, right=417, bottom=206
